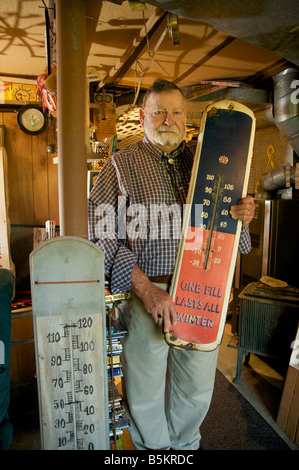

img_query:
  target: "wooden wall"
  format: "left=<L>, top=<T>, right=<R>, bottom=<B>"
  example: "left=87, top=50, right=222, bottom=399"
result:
left=1, top=110, right=59, bottom=227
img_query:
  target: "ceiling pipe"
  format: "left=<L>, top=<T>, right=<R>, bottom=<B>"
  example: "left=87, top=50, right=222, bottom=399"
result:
left=257, top=166, right=296, bottom=191
left=56, top=0, right=88, bottom=238
left=256, top=68, right=299, bottom=198
left=273, top=67, right=299, bottom=156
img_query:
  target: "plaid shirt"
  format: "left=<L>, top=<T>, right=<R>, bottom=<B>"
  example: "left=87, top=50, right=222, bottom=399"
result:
left=88, top=136, right=251, bottom=294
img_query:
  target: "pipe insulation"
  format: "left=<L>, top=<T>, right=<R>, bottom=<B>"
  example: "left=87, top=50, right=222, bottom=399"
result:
left=258, top=166, right=296, bottom=191
left=273, top=67, right=299, bottom=156
left=257, top=68, right=299, bottom=196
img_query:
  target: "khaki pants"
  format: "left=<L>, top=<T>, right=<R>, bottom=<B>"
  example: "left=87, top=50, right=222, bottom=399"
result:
left=117, top=283, right=219, bottom=450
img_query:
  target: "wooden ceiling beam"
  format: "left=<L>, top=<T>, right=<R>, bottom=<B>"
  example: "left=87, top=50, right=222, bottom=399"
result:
left=174, top=36, right=235, bottom=84
left=246, top=58, right=292, bottom=84
left=96, top=8, right=168, bottom=90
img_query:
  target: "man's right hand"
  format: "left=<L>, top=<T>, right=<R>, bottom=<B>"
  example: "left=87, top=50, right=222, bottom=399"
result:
left=131, top=266, right=177, bottom=332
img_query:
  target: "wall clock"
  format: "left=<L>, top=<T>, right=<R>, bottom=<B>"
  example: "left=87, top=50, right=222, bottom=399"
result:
left=17, top=104, right=48, bottom=135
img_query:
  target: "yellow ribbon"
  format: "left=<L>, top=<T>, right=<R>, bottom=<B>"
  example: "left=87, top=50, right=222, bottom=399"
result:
left=267, top=144, right=275, bottom=170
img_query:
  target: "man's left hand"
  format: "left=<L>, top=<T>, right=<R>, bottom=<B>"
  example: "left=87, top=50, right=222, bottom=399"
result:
left=230, top=195, right=255, bottom=226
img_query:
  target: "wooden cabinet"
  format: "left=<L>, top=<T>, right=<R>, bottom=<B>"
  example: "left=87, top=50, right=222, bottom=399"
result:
left=0, top=111, right=59, bottom=226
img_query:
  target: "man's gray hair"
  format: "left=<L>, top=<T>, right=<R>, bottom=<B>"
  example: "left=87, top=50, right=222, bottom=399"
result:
left=142, top=79, right=185, bottom=107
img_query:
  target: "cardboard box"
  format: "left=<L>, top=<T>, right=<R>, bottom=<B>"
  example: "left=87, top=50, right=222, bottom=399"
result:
left=276, top=326, right=299, bottom=446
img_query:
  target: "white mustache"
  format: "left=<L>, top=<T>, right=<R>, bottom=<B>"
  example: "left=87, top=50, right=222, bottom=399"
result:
left=157, top=125, right=179, bottom=134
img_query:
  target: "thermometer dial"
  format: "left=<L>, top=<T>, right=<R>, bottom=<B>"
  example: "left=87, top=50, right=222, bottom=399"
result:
left=17, top=104, right=47, bottom=135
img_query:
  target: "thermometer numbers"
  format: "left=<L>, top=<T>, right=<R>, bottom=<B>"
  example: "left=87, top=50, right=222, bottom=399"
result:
left=37, top=314, right=107, bottom=450
left=191, top=173, right=237, bottom=269
left=202, top=173, right=234, bottom=229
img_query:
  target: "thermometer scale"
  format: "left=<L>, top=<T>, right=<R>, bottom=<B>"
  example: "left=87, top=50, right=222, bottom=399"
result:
left=166, top=100, right=256, bottom=351
left=30, top=237, right=110, bottom=450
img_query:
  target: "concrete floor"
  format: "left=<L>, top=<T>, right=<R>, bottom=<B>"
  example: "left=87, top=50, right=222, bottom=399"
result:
left=7, top=322, right=298, bottom=451
left=217, top=323, right=298, bottom=450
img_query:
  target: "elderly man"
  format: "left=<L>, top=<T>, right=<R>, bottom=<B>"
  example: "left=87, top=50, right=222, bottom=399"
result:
left=88, top=79, right=254, bottom=450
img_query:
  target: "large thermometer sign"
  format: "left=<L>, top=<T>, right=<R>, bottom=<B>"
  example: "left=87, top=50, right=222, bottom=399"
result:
left=166, top=101, right=255, bottom=351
